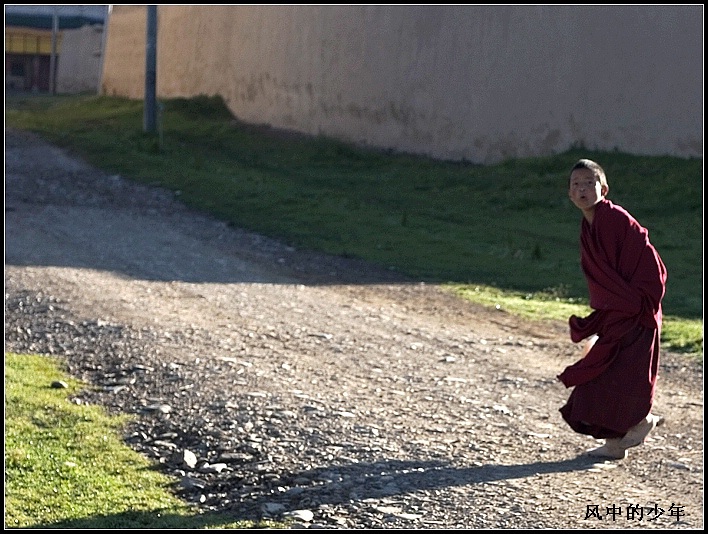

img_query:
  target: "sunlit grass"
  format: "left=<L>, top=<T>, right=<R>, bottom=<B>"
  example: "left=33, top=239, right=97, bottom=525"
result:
left=447, top=284, right=702, bottom=359
left=4, top=352, right=286, bottom=529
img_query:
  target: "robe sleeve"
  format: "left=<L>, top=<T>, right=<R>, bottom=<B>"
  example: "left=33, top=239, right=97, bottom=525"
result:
left=558, top=200, right=667, bottom=387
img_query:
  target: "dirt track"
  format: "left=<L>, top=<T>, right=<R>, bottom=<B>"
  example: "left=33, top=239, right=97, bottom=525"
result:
left=4, top=128, right=703, bottom=529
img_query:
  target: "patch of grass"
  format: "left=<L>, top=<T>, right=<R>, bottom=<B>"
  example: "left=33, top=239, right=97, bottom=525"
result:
left=4, top=352, right=285, bottom=529
left=5, top=94, right=702, bottom=358
left=446, top=284, right=703, bottom=358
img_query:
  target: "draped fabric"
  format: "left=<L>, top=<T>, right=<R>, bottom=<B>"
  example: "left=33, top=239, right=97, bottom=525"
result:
left=558, top=199, right=667, bottom=438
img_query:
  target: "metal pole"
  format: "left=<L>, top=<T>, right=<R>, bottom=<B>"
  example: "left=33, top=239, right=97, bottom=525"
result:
left=49, top=7, right=59, bottom=95
left=97, top=5, right=111, bottom=95
left=144, top=5, right=158, bottom=133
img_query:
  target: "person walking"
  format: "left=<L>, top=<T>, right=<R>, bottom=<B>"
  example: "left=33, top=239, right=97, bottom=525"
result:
left=558, top=158, right=667, bottom=460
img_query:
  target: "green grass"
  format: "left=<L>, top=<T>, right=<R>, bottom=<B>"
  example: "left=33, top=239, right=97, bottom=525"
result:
left=5, top=93, right=702, bottom=358
left=4, top=352, right=284, bottom=529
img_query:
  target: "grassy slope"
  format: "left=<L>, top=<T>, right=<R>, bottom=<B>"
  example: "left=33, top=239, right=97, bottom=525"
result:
left=5, top=94, right=702, bottom=357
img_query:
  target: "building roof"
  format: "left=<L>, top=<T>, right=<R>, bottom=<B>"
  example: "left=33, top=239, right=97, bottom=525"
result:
left=5, top=5, right=108, bottom=29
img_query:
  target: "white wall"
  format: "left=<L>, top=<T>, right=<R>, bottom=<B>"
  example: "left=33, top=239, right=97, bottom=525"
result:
left=56, top=24, right=104, bottom=94
left=101, top=5, right=703, bottom=164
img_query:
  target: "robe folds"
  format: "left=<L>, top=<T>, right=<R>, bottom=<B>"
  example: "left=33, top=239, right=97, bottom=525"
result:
left=558, top=199, right=667, bottom=439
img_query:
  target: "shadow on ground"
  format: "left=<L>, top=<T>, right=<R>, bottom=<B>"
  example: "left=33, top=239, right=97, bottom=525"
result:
left=29, top=456, right=601, bottom=529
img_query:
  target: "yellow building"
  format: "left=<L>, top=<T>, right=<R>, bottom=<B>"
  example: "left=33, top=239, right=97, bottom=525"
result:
left=5, top=5, right=107, bottom=92
left=5, top=26, right=63, bottom=91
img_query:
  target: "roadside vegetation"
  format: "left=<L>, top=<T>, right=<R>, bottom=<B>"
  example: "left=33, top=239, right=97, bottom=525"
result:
left=5, top=93, right=701, bottom=357
left=4, top=352, right=283, bottom=529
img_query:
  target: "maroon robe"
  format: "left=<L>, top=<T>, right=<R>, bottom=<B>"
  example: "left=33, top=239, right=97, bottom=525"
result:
left=558, top=199, right=667, bottom=439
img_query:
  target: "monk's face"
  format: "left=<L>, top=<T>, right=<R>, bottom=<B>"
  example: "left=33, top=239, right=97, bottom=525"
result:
left=568, top=168, right=607, bottom=211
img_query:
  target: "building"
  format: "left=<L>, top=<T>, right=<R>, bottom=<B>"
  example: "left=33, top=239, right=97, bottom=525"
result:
left=5, top=5, right=108, bottom=93
left=101, top=5, right=702, bottom=164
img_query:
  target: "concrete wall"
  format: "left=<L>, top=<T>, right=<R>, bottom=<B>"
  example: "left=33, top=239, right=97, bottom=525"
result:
left=56, top=24, right=104, bottom=94
left=100, top=5, right=703, bottom=164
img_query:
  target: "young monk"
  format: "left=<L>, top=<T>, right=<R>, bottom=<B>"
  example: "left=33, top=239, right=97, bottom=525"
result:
left=558, top=158, right=667, bottom=460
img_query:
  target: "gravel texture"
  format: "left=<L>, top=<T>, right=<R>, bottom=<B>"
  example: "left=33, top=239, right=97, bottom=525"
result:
left=4, top=127, right=703, bottom=529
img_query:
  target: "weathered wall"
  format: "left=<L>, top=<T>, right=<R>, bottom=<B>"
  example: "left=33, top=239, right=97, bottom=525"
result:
left=56, top=24, right=104, bottom=94
left=101, top=5, right=703, bottom=164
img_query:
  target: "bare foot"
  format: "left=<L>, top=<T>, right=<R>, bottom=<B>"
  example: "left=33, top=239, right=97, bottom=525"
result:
left=584, top=438, right=628, bottom=460
left=619, top=414, right=665, bottom=449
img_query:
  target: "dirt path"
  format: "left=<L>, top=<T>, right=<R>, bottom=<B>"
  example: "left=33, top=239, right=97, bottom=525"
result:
left=4, top=128, right=703, bottom=529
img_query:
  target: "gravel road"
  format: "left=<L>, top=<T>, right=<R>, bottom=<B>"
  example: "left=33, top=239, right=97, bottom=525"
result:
left=4, top=127, right=703, bottom=529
